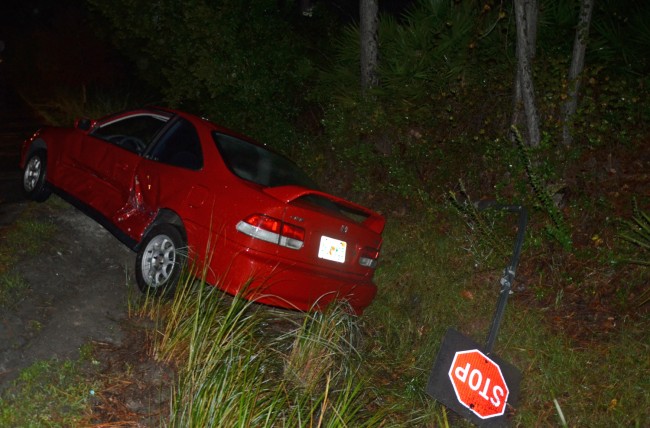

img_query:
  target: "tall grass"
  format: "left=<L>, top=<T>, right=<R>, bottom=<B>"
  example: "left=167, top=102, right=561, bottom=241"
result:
left=132, top=264, right=385, bottom=427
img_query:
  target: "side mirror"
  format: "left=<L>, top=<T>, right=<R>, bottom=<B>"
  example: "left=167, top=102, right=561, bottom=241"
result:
left=75, top=118, right=95, bottom=131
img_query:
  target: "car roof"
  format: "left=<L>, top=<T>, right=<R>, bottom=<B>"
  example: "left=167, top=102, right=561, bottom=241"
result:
left=147, top=106, right=272, bottom=150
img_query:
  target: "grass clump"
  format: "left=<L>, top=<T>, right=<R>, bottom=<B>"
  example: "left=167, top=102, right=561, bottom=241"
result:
left=0, top=207, right=56, bottom=307
left=132, top=271, right=384, bottom=427
left=0, top=273, right=29, bottom=308
left=0, top=358, right=99, bottom=427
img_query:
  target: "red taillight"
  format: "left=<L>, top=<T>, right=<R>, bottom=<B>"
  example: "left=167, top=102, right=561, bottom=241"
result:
left=359, top=246, right=380, bottom=268
left=281, top=223, right=304, bottom=241
left=251, top=214, right=281, bottom=233
left=236, top=214, right=304, bottom=250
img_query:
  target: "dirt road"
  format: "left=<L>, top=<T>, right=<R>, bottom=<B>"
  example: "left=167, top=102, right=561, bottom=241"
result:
left=0, top=198, right=133, bottom=390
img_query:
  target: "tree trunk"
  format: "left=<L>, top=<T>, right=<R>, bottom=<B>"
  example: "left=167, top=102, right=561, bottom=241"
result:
left=512, top=0, right=540, bottom=147
left=360, top=0, right=379, bottom=94
left=562, top=0, right=595, bottom=146
left=511, top=0, right=537, bottom=131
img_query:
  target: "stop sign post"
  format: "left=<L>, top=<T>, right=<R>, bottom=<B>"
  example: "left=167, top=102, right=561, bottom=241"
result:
left=426, top=204, right=527, bottom=426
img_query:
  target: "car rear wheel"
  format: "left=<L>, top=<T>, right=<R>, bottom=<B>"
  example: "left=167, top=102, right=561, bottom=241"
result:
left=23, top=149, right=51, bottom=202
left=136, top=224, right=186, bottom=296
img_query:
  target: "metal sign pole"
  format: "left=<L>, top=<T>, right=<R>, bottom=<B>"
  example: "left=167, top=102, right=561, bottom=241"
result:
left=479, top=203, right=528, bottom=354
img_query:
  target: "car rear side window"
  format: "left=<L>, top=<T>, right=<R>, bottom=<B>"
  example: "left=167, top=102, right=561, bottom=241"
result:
left=149, top=118, right=203, bottom=170
left=213, top=132, right=317, bottom=189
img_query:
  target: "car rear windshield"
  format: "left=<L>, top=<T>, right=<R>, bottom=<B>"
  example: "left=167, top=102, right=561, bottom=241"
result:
left=213, top=132, right=319, bottom=189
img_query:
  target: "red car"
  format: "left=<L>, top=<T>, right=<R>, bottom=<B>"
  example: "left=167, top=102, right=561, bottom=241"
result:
left=20, top=107, right=385, bottom=314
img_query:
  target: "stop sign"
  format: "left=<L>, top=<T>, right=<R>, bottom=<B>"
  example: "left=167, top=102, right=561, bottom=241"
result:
left=448, top=349, right=509, bottom=419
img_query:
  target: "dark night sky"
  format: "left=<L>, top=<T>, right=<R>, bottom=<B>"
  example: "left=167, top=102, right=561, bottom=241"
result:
left=0, top=0, right=413, bottom=91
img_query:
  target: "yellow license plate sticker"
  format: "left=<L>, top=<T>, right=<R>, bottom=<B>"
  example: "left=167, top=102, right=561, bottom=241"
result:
left=318, top=236, right=346, bottom=263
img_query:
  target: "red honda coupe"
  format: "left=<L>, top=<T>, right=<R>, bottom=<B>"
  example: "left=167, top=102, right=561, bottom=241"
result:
left=20, top=107, right=385, bottom=314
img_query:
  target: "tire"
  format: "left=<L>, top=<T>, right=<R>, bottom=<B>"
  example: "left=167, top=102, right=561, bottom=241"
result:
left=23, top=149, right=51, bottom=202
left=135, top=224, right=186, bottom=296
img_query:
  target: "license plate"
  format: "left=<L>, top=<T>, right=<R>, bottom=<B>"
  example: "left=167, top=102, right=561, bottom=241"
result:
left=318, top=236, right=346, bottom=263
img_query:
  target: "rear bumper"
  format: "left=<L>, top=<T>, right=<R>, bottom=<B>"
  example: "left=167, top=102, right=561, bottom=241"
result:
left=209, top=245, right=377, bottom=315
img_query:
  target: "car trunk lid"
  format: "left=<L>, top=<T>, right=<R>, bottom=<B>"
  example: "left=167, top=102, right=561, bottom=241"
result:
left=264, top=186, right=385, bottom=277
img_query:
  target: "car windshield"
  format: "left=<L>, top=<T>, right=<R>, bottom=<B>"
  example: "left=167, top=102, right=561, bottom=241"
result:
left=213, top=132, right=319, bottom=189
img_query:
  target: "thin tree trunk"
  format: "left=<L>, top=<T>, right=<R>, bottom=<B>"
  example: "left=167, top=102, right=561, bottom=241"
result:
left=512, top=0, right=537, bottom=130
left=562, top=0, right=595, bottom=146
left=512, top=0, right=540, bottom=147
left=360, top=0, right=379, bottom=94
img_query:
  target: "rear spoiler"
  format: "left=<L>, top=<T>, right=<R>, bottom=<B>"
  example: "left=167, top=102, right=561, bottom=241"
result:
left=264, top=185, right=386, bottom=235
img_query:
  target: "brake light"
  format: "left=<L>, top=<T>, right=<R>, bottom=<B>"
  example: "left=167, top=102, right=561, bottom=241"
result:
left=236, top=214, right=305, bottom=250
left=359, top=246, right=380, bottom=268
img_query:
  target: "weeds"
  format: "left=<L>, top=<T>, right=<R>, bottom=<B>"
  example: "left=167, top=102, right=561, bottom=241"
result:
left=0, top=207, right=56, bottom=307
left=0, top=272, right=28, bottom=308
left=512, top=126, right=573, bottom=250
left=617, top=198, right=650, bottom=266
left=448, top=181, right=510, bottom=265
left=0, top=358, right=99, bottom=427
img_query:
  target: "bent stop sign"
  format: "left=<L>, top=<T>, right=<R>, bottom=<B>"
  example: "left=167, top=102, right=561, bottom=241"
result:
left=449, top=349, right=509, bottom=419
left=426, top=328, right=521, bottom=427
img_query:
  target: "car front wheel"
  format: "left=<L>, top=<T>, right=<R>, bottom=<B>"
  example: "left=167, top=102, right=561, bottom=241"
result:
left=136, top=224, right=186, bottom=296
left=23, top=149, right=51, bottom=202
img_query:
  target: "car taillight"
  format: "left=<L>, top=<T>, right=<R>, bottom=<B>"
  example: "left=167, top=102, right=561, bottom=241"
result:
left=359, top=246, right=380, bottom=268
left=236, top=214, right=304, bottom=250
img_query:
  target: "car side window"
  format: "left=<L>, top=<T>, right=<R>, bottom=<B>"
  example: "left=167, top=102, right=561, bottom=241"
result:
left=92, top=114, right=169, bottom=154
left=148, top=118, right=203, bottom=170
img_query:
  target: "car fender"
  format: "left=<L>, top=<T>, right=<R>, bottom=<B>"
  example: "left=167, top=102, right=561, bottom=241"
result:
left=136, top=208, right=187, bottom=251
left=21, top=137, right=47, bottom=167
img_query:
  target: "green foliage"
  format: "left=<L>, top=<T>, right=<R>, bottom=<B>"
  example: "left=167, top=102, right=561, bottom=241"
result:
left=311, top=1, right=513, bottom=203
left=537, top=0, right=581, bottom=52
left=319, top=0, right=508, bottom=114
left=590, top=0, right=650, bottom=73
left=378, top=0, right=478, bottom=102
left=86, top=0, right=314, bottom=150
